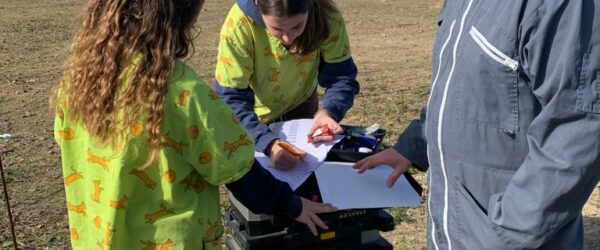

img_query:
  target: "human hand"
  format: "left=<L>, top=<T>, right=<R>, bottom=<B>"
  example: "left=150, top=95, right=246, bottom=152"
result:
left=307, top=109, right=344, bottom=143
left=353, top=148, right=412, bottom=187
left=270, top=140, right=307, bottom=170
left=294, top=197, right=338, bottom=236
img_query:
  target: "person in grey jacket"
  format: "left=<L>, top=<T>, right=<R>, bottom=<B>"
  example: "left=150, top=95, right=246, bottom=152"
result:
left=354, top=0, right=600, bottom=249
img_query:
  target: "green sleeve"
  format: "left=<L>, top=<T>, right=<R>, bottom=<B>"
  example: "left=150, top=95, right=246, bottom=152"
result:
left=320, top=12, right=353, bottom=63
left=214, top=16, right=255, bottom=89
left=180, top=82, right=255, bottom=186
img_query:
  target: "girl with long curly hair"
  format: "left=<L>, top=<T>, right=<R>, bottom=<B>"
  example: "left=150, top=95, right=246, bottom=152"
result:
left=53, top=0, right=335, bottom=248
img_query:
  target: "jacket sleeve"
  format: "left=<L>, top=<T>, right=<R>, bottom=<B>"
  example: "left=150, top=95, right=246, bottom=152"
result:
left=486, top=1, right=600, bottom=248
left=318, top=57, right=360, bottom=121
left=393, top=107, right=429, bottom=171
left=214, top=82, right=279, bottom=153
left=318, top=11, right=360, bottom=121
left=214, top=14, right=279, bottom=153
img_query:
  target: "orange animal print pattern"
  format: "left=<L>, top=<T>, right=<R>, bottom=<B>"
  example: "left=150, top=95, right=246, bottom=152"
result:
left=70, top=228, right=80, bottom=241
left=203, top=221, right=224, bottom=247
left=220, top=34, right=231, bottom=42
left=87, top=149, right=110, bottom=172
left=58, top=56, right=258, bottom=249
left=273, top=95, right=289, bottom=106
left=264, top=46, right=282, bottom=61
left=130, top=169, right=157, bottom=189
left=176, top=90, right=191, bottom=106
left=198, top=152, right=212, bottom=165
left=68, top=202, right=87, bottom=216
left=187, top=125, right=199, bottom=139
left=144, top=203, right=175, bottom=224
left=92, top=180, right=104, bottom=202
left=160, top=132, right=188, bottom=154
left=239, top=16, right=254, bottom=26
left=59, top=128, right=75, bottom=140
left=97, top=240, right=105, bottom=250
left=131, top=122, right=145, bottom=137
left=272, top=85, right=281, bottom=92
left=141, top=239, right=174, bottom=250
left=94, top=216, right=102, bottom=229
left=103, top=222, right=114, bottom=245
left=163, top=170, right=176, bottom=183
left=109, top=195, right=128, bottom=210
left=181, top=172, right=205, bottom=193
left=57, top=110, right=65, bottom=120
left=218, top=55, right=234, bottom=67
left=244, top=47, right=255, bottom=59
left=64, top=167, right=83, bottom=186
left=269, top=67, right=280, bottom=81
left=326, top=34, right=340, bottom=43
left=226, top=17, right=234, bottom=28
left=223, top=134, right=251, bottom=159
left=296, top=54, right=315, bottom=65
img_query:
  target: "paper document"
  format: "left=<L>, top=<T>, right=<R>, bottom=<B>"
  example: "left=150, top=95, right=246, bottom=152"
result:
left=315, top=162, right=422, bottom=209
left=256, top=119, right=341, bottom=190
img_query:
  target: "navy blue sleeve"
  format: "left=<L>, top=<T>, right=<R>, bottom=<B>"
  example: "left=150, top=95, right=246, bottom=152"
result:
left=226, top=159, right=302, bottom=218
left=393, top=107, right=429, bottom=171
left=214, top=81, right=279, bottom=153
left=318, top=57, right=360, bottom=121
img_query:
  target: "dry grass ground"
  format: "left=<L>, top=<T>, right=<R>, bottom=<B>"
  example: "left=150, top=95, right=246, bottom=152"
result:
left=0, top=0, right=598, bottom=249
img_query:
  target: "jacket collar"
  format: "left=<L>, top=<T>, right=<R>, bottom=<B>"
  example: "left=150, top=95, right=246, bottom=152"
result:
left=236, top=0, right=265, bottom=27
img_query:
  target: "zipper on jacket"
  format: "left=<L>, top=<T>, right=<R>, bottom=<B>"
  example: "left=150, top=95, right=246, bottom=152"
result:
left=469, top=26, right=519, bottom=72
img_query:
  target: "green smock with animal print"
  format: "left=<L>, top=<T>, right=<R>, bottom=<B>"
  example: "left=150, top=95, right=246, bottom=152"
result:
left=214, top=3, right=352, bottom=123
left=55, top=60, right=253, bottom=250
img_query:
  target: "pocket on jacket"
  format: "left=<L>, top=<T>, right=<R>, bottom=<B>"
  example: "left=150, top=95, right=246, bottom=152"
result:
left=469, top=27, right=518, bottom=72
left=453, top=178, right=505, bottom=250
left=577, top=53, right=600, bottom=113
left=456, top=23, right=520, bottom=135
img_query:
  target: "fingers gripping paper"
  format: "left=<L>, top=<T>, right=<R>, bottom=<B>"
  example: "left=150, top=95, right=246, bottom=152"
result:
left=315, top=162, right=421, bottom=209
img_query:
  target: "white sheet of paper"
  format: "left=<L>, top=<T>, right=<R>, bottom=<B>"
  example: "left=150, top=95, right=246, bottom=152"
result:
left=315, top=162, right=422, bottom=209
left=256, top=119, right=342, bottom=190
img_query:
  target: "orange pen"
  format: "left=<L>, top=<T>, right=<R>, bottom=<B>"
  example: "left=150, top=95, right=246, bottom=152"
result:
left=308, top=126, right=332, bottom=142
left=276, top=141, right=306, bottom=157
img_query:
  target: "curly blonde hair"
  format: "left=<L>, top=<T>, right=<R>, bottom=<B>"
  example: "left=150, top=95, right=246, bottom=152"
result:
left=54, top=0, right=203, bottom=167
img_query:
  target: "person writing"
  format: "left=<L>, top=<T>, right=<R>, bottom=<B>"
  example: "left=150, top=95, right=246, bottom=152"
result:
left=53, top=0, right=336, bottom=248
left=214, top=0, right=360, bottom=170
left=354, top=0, right=600, bottom=249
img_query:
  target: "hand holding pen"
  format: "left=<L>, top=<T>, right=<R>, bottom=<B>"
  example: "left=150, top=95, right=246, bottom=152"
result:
left=270, top=140, right=307, bottom=170
left=307, top=109, right=344, bottom=143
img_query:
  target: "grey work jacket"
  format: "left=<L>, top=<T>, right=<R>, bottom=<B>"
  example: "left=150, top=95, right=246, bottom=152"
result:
left=394, top=0, right=600, bottom=249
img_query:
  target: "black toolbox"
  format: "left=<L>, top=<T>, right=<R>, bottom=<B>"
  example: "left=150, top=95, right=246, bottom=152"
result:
left=224, top=124, right=420, bottom=250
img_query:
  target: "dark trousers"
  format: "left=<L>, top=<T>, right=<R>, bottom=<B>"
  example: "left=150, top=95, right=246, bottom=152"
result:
left=273, top=89, right=318, bottom=122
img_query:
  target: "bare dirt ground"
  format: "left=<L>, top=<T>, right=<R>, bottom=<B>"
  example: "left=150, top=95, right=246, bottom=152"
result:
left=0, top=0, right=598, bottom=249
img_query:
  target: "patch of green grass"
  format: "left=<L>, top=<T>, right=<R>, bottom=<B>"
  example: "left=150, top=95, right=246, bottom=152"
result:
left=4, top=168, right=24, bottom=183
left=383, top=96, right=410, bottom=117
left=32, top=232, right=68, bottom=248
left=385, top=207, right=412, bottom=224
left=1, top=240, right=17, bottom=249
